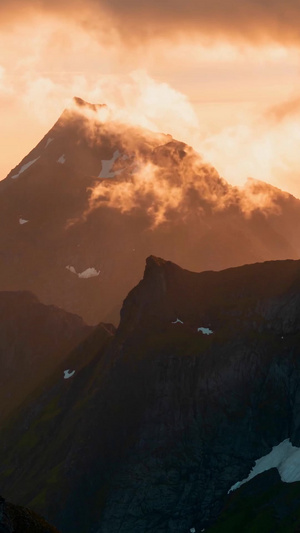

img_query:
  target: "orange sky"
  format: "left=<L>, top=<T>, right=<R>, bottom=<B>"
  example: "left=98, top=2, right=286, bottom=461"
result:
left=1, top=3, right=300, bottom=196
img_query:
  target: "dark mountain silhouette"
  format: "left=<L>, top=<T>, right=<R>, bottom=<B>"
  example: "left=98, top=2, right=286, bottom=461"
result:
left=0, top=291, right=93, bottom=423
left=0, top=495, right=60, bottom=532
left=0, top=98, right=299, bottom=324
left=208, top=469, right=300, bottom=532
left=1, top=256, right=300, bottom=532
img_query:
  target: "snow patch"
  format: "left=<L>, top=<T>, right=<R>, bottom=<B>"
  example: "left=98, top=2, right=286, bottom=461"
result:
left=66, top=265, right=76, bottom=274
left=45, top=137, right=53, bottom=148
left=197, top=327, right=213, bottom=335
left=57, top=154, right=66, bottom=164
left=66, top=265, right=100, bottom=279
left=172, top=318, right=184, bottom=325
left=19, top=218, right=29, bottom=225
left=78, top=267, right=100, bottom=279
left=190, top=529, right=196, bottom=533
left=98, top=149, right=122, bottom=178
left=11, top=157, right=40, bottom=179
left=64, top=369, right=75, bottom=379
left=228, top=481, right=242, bottom=493
left=228, top=439, right=300, bottom=494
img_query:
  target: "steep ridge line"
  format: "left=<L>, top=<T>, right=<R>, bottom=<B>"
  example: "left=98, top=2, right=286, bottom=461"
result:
left=1, top=257, right=300, bottom=531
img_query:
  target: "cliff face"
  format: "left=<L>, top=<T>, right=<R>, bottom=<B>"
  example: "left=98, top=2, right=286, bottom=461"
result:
left=97, top=257, right=300, bottom=532
left=1, top=258, right=300, bottom=532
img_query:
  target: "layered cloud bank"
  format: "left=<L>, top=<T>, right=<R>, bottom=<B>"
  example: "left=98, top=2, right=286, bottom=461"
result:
left=1, top=0, right=300, bottom=45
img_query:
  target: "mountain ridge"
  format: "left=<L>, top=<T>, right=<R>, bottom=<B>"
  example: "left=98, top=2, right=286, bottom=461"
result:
left=0, top=495, right=60, bottom=532
left=1, top=256, right=300, bottom=531
left=0, top=98, right=299, bottom=326
left=0, top=289, right=94, bottom=423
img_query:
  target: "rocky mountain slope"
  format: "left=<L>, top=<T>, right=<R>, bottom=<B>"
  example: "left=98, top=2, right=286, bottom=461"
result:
left=0, top=97, right=300, bottom=324
left=1, top=256, right=300, bottom=532
left=0, top=291, right=93, bottom=423
left=0, top=495, right=60, bottom=532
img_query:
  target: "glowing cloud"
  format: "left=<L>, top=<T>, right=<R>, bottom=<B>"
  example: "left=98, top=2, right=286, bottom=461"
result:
left=64, top=100, right=287, bottom=227
left=1, top=1, right=300, bottom=46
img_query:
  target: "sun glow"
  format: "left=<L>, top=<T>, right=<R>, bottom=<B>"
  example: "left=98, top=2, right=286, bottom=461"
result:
left=0, top=10, right=300, bottom=197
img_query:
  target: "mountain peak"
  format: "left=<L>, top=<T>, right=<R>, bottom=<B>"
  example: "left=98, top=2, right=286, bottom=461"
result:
left=72, top=96, right=107, bottom=114
left=145, top=255, right=168, bottom=271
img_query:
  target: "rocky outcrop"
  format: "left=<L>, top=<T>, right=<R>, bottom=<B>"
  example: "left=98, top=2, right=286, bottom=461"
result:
left=0, top=495, right=60, bottom=532
left=1, top=258, right=300, bottom=532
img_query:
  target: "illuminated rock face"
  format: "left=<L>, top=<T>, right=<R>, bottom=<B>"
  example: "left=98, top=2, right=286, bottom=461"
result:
left=1, top=98, right=300, bottom=326
left=2, top=257, right=300, bottom=532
